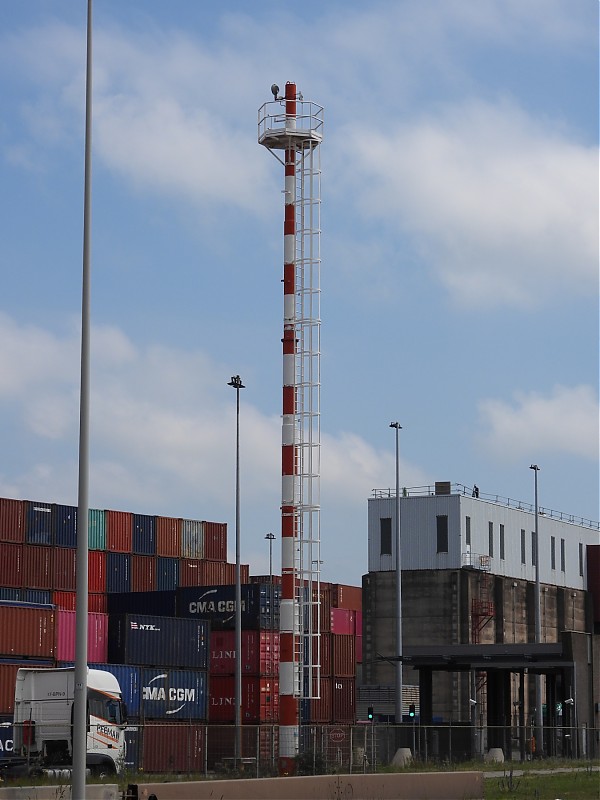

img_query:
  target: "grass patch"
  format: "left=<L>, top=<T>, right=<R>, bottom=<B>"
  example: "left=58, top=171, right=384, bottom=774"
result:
left=485, top=768, right=599, bottom=800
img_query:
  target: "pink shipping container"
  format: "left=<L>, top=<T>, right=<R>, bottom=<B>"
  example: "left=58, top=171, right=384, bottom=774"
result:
left=131, top=555, right=156, bottom=592
left=330, top=608, right=355, bottom=635
left=155, top=516, right=182, bottom=557
left=53, top=547, right=76, bottom=591
left=332, top=676, right=356, bottom=723
left=0, top=663, right=53, bottom=715
left=141, top=724, right=205, bottom=773
left=55, top=609, right=108, bottom=662
left=332, top=634, right=356, bottom=677
left=0, top=498, right=25, bottom=543
left=203, top=521, right=227, bottom=561
left=88, top=550, right=106, bottom=594
left=210, top=630, right=280, bottom=676
left=331, top=583, right=362, bottom=611
left=0, top=543, right=23, bottom=588
left=0, top=604, right=55, bottom=658
left=22, top=545, right=53, bottom=589
left=105, top=510, right=132, bottom=553
left=209, top=676, right=279, bottom=723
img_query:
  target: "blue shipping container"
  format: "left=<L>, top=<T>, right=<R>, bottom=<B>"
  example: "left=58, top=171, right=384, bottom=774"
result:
left=0, top=589, right=20, bottom=602
left=107, top=590, right=177, bottom=618
left=88, top=662, right=141, bottom=718
left=176, top=583, right=280, bottom=630
left=140, top=668, right=208, bottom=720
left=22, top=589, right=52, bottom=605
left=106, top=552, right=131, bottom=594
left=132, top=514, right=156, bottom=556
left=123, top=725, right=141, bottom=771
left=108, top=614, right=209, bottom=670
left=156, top=557, right=179, bottom=591
left=0, top=717, right=13, bottom=761
left=25, top=501, right=52, bottom=545
left=53, top=504, right=77, bottom=548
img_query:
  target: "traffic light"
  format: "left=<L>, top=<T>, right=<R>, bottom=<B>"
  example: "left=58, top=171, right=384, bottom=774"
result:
left=367, top=706, right=374, bottom=721
left=408, top=703, right=416, bottom=718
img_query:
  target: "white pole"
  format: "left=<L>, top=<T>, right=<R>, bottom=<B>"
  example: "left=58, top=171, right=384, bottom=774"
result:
left=390, top=422, right=403, bottom=724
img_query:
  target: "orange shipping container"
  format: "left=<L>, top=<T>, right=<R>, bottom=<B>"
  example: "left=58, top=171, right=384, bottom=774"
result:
left=332, top=634, right=356, bottom=677
left=156, top=516, right=182, bottom=557
left=0, top=498, right=25, bottom=543
left=0, top=604, right=55, bottom=659
left=331, top=583, right=362, bottom=611
left=203, top=521, right=227, bottom=561
left=106, top=510, right=132, bottom=553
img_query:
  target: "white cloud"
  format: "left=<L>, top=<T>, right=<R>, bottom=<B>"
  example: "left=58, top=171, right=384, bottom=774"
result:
left=344, top=99, right=598, bottom=308
left=478, top=384, right=599, bottom=460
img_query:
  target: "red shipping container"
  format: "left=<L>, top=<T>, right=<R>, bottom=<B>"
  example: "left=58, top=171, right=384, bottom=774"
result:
left=0, top=498, right=25, bottom=543
left=250, top=574, right=282, bottom=586
left=210, top=630, right=280, bottom=676
left=332, top=634, right=356, bottom=677
left=332, top=676, right=355, bottom=723
left=312, top=631, right=331, bottom=676
left=179, top=559, right=202, bottom=587
left=106, top=510, right=132, bottom=553
left=156, top=516, right=182, bottom=557
left=209, top=676, right=279, bottom=723
left=88, top=550, right=106, bottom=594
left=0, top=604, right=55, bottom=658
left=22, top=545, right=53, bottom=589
left=331, top=583, right=362, bottom=611
left=312, top=584, right=331, bottom=633
left=198, top=560, right=226, bottom=586
left=330, top=608, right=354, bottom=635
left=53, top=547, right=76, bottom=591
left=0, top=543, right=23, bottom=588
left=131, top=555, right=156, bottom=592
left=0, top=663, right=53, bottom=715
left=89, top=593, right=107, bottom=613
left=51, top=592, right=107, bottom=613
left=307, top=676, right=332, bottom=723
left=203, top=521, right=227, bottom=561
left=55, top=609, right=108, bottom=662
left=142, top=724, right=205, bottom=773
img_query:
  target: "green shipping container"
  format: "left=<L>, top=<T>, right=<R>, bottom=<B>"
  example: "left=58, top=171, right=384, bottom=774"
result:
left=88, top=508, right=106, bottom=550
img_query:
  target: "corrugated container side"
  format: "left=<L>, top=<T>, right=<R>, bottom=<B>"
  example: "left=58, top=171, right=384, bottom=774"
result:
left=88, top=663, right=141, bottom=717
left=105, top=510, right=132, bottom=553
left=332, top=676, right=356, bottom=723
left=208, top=676, right=279, bottom=723
left=156, top=517, right=182, bottom=557
left=179, top=559, right=202, bottom=587
left=22, top=589, right=52, bottom=605
left=25, top=501, right=53, bottom=545
left=132, top=555, right=156, bottom=593
left=206, top=725, right=277, bottom=772
left=52, top=591, right=106, bottom=613
left=0, top=499, right=24, bottom=543
left=307, top=584, right=331, bottom=633
left=52, top=504, right=77, bottom=548
left=108, top=614, right=209, bottom=670
left=181, top=520, right=204, bottom=560
left=22, top=545, right=53, bottom=589
left=331, top=583, right=362, bottom=611
left=106, top=552, right=131, bottom=594
left=123, top=725, right=141, bottom=772
left=220, top=563, right=249, bottom=585
left=306, top=631, right=331, bottom=676
left=198, top=560, right=226, bottom=586
left=0, top=716, right=12, bottom=758
left=332, top=634, right=356, bottom=677
left=303, top=676, right=332, bottom=723
left=0, top=588, right=21, bottom=602
left=156, top=557, right=179, bottom=591
left=132, top=514, right=156, bottom=556
left=330, top=608, right=354, bottom=635
left=0, top=544, right=23, bottom=588
left=0, top=662, right=54, bottom=715
left=88, top=509, right=106, bottom=550
left=106, top=590, right=177, bottom=617
left=55, top=610, right=108, bottom=662
left=89, top=594, right=107, bottom=614
left=250, top=574, right=282, bottom=585
left=140, top=668, right=208, bottom=720
left=53, top=547, right=76, bottom=591
left=141, top=724, right=205, bottom=773
left=210, top=630, right=279, bottom=676
left=88, top=550, right=106, bottom=594
left=203, top=521, right=227, bottom=561
left=176, top=583, right=280, bottom=631
left=0, top=604, right=55, bottom=659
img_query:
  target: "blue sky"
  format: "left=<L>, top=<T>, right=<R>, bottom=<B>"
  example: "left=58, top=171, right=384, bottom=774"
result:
left=0, top=0, right=597, bottom=587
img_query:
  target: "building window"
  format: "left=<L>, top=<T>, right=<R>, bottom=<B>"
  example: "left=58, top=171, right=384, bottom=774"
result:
left=579, top=543, right=584, bottom=576
left=520, top=529, right=526, bottom=564
left=499, top=524, right=505, bottom=560
left=436, top=515, right=448, bottom=553
left=380, top=518, right=392, bottom=556
left=560, top=538, right=566, bottom=572
left=531, top=531, right=537, bottom=567
left=551, top=536, right=556, bottom=570
left=488, top=521, right=494, bottom=558
left=465, top=516, right=471, bottom=546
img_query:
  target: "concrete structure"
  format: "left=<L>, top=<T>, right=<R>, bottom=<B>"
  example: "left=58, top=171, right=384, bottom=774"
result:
left=362, top=482, right=600, bottom=759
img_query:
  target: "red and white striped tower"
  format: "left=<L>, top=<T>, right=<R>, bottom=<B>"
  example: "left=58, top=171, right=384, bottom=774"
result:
left=259, top=83, right=323, bottom=775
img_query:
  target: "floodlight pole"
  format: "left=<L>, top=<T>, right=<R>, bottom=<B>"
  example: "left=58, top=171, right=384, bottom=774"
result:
left=72, top=2, right=93, bottom=797
left=265, top=532, right=276, bottom=583
left=229, top=375, right=245, bottom=767
left=390, top=422, right=403, bottom=725
left=530, top=464, right=543, bottom=756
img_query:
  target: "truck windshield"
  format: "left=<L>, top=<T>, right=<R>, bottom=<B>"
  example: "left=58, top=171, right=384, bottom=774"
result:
left=88, top=689, right=126, bottom=725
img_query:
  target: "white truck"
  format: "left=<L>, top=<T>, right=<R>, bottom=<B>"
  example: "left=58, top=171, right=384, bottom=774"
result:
left=7, top=667, right=127, bottom=778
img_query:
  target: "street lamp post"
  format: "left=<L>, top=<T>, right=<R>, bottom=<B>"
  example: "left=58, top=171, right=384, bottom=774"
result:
left=265, top=532, right=276, bottom=583
left=530, top=464, right=543, bottom=757
left=390, top=422, right=403, bottom=726
left=228, top=375, right=245, bottom=767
